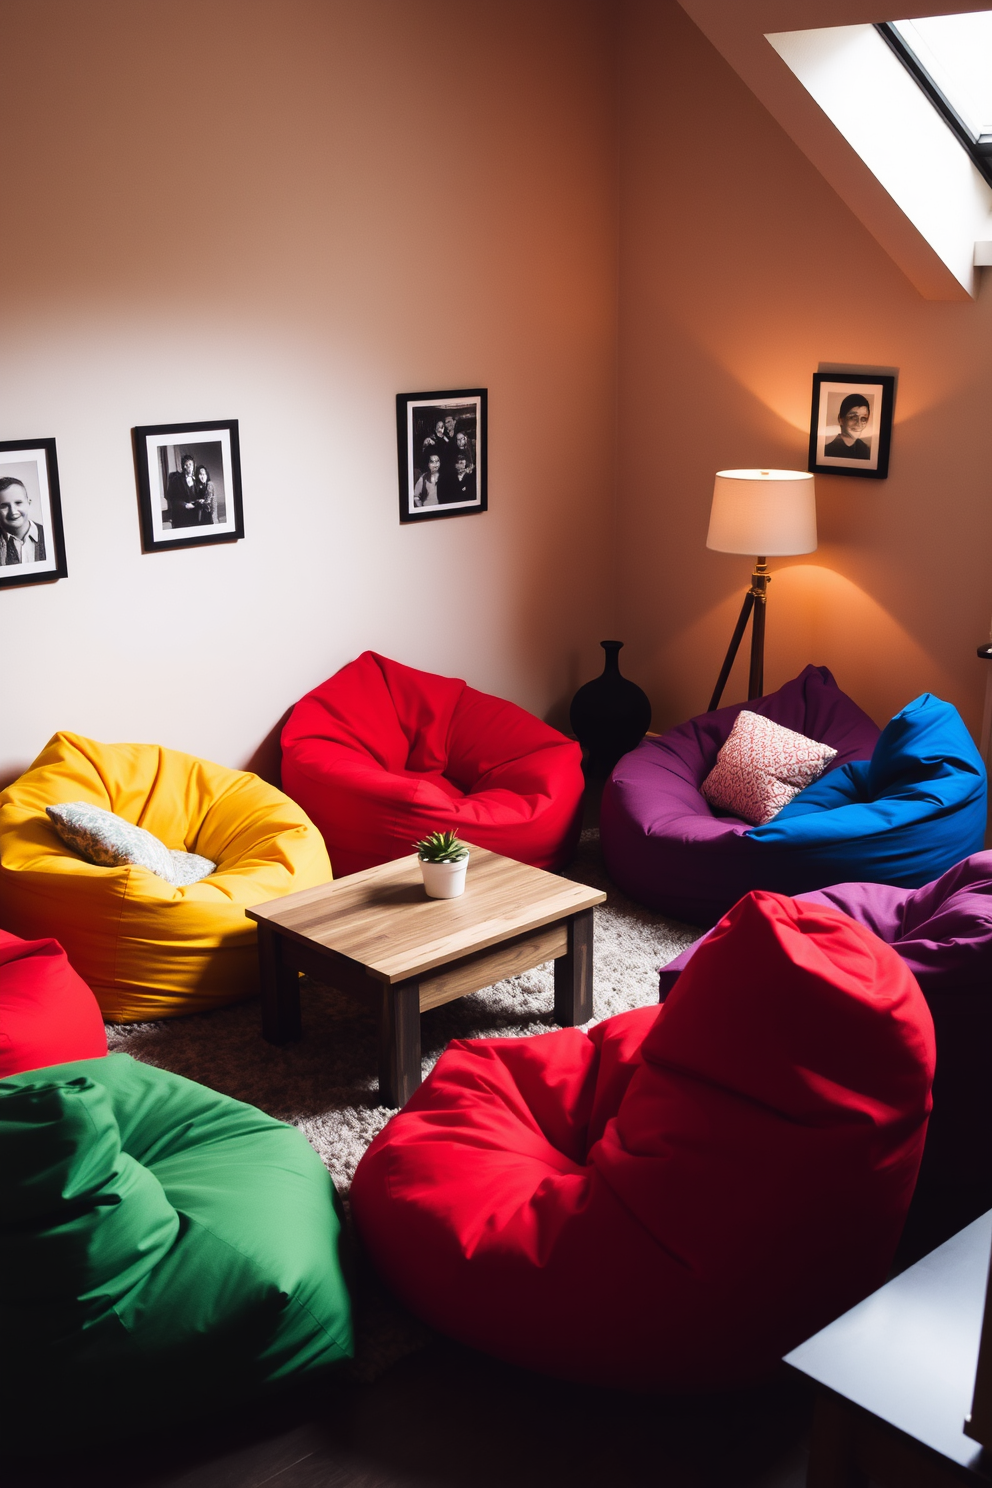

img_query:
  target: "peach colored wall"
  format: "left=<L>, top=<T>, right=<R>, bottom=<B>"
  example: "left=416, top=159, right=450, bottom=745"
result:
left=0, top=0, right=617, bottom=783
left=617, top=0, right=992, bottom=738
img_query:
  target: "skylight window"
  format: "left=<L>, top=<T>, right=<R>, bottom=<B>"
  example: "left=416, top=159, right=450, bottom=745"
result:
left=687, top=1, right=992, bottom=297
left=877, top=12, right=992, bottom=184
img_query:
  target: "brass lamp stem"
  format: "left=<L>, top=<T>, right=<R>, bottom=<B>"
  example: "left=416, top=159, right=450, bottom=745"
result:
left=748, top=557, right=768, bottom=700
left=750, top=557, right=770, bottom=600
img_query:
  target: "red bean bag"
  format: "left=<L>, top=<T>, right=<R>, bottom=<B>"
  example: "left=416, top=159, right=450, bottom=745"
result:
left=0, top=930, right=106, bottom=1077
left=351, top=892, right=934, bottom=1390
left=280, top=651, right=584, bottom=876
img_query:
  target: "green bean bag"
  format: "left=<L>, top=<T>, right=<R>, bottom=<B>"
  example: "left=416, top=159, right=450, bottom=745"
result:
left=0, top=1053, right=353, bottom=1452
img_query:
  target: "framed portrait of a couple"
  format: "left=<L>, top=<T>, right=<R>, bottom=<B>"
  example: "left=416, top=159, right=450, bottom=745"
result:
left=0, top=437, right=68, bottom=589
left=397, top=388, right=487, bottom=523
left=808, top=372, right=895, bottom=479
left=134, top=419, right=244, bottom=552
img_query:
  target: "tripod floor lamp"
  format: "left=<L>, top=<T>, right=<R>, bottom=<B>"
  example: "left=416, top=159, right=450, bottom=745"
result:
left=706, top=469, right=817, bottom=712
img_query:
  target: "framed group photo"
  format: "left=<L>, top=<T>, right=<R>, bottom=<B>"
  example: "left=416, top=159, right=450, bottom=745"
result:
left=808, top=372, right=895, bottom=479
left=397, top=388, right=487, bottom=523
left=0, top=437, right=68, bottom=588
left=134, top=419, right=244, bottom=552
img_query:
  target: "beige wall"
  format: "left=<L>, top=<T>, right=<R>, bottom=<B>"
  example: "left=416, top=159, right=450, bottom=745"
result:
left=0, top=0, right=618, bottom=783
left=5, top=0, right=989, bottom=786
left=617, top=0, right=992, bottom=737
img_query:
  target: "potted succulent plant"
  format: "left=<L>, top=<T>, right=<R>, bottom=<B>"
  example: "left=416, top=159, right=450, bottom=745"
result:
left=414, top=829, right=470, bottom=899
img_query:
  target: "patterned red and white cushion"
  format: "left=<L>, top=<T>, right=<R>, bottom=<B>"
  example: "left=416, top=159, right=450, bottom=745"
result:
left=701, top=710, right=837, bottom=826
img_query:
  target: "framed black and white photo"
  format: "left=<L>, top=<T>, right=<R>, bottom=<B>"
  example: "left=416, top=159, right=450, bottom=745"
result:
left=0, top=438, right=68, bottom=589
left=396, top=388, right=487, bottom=523
left=808, top=372, right=895, bottom=479
left=134, top=419, right=244, bottom=552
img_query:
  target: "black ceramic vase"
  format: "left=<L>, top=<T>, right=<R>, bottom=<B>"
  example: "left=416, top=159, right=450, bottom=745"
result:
left=569, top=641, right=652, bottom=776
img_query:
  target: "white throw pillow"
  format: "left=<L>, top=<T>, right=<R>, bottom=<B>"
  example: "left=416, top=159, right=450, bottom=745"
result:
left=700, top=711, right=837, bottom=826
left=46, top=802, right=216, bottom=887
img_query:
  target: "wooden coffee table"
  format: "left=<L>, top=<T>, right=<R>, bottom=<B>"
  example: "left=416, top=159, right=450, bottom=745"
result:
left=246, top=846, right=606, bottom=1107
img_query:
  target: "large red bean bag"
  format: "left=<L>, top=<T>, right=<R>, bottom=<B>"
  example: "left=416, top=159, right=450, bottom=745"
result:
left=280, top=651, right=584, bottom=876
left=351, top=892, right=934, bottom=1390
left=0, top=930, right=106, bottom=1077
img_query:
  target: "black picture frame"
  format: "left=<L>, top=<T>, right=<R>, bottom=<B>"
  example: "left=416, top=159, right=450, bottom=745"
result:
left=397, top=388, right=487, bottom=522
left=0, top=437, right=68, bottom=589
left=808, top=372, right=895, bottom=479
left=133, top=419, right=244, bottom=552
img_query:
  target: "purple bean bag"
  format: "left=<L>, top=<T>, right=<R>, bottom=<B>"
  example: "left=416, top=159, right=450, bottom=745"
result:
left=600, top=666, right=880, bottom=925
left=658, top=853, right=992, bottom=1193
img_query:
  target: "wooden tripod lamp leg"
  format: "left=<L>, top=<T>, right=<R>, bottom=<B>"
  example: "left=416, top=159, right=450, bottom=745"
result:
left=709, top=557, right=771, bottom=713
left=708, top=589, right=755, bottom=712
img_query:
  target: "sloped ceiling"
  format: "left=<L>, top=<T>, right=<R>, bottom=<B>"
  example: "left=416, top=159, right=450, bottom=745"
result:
left=676, top=0, right=992, bottom=299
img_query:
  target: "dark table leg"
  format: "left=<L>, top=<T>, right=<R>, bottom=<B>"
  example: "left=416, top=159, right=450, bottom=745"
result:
left=554, top=907, right=595, bottom=1026
left=257, top=923, right=302, bottom=1044
left=807, top=1394, right=869, bottom=1488
left=808, top=1392, right=968, bottom=1488
left=378, top=980, right=422, bottom=1108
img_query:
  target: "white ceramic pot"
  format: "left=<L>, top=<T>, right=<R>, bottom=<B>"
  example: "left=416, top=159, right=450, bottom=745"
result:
left=420, top=855, right=469, bottom=899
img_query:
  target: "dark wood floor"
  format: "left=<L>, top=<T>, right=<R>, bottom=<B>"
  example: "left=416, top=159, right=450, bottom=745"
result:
left=7, top=1173, right=985, bottom=1488
left=3, top=1336, right=812, bottom=1488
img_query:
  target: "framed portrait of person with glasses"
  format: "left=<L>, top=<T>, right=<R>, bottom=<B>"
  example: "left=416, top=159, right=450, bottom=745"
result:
left=808, top=372, right=895, bottom=479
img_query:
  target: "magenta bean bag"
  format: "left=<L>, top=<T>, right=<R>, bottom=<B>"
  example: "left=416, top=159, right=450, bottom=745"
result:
left=659, top=852, right=992, bottom=1193
left=601, top=665, right=986, bottom=925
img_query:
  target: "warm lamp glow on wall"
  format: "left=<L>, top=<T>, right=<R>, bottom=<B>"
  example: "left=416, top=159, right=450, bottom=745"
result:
left=706, top=469, right=817, bottom=710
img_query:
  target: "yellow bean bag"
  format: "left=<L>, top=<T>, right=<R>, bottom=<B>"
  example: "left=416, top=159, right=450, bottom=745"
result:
left=0, top=732, right=332, bottom=1022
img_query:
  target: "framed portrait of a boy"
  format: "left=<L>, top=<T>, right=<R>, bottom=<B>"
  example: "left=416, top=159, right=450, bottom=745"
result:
left=396, top=388, right=487, bottom=523
left=808, top=373, right=895, bottom=479
left=134, top=419, right=244, bottom=552
left=0, top=437, right=68, bottom=589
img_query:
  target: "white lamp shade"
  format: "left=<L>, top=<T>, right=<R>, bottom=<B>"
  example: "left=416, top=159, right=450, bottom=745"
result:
left=706, top=469, right=817, bottom=556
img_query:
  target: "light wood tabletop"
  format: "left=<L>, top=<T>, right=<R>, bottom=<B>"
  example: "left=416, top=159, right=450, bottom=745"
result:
left=247, top=845, right=607, bottom=1107
left=247, top=847, right=605, bottom=983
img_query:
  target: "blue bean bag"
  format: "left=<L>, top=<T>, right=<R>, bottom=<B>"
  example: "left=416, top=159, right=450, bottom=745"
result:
left=750, top=693, right=986, bottom=884
left=601, top=672, right=986, bottom=926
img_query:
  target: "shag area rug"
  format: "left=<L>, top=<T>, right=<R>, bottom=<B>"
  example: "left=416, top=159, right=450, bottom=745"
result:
left=107, top=828, right=701, bottom=1376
